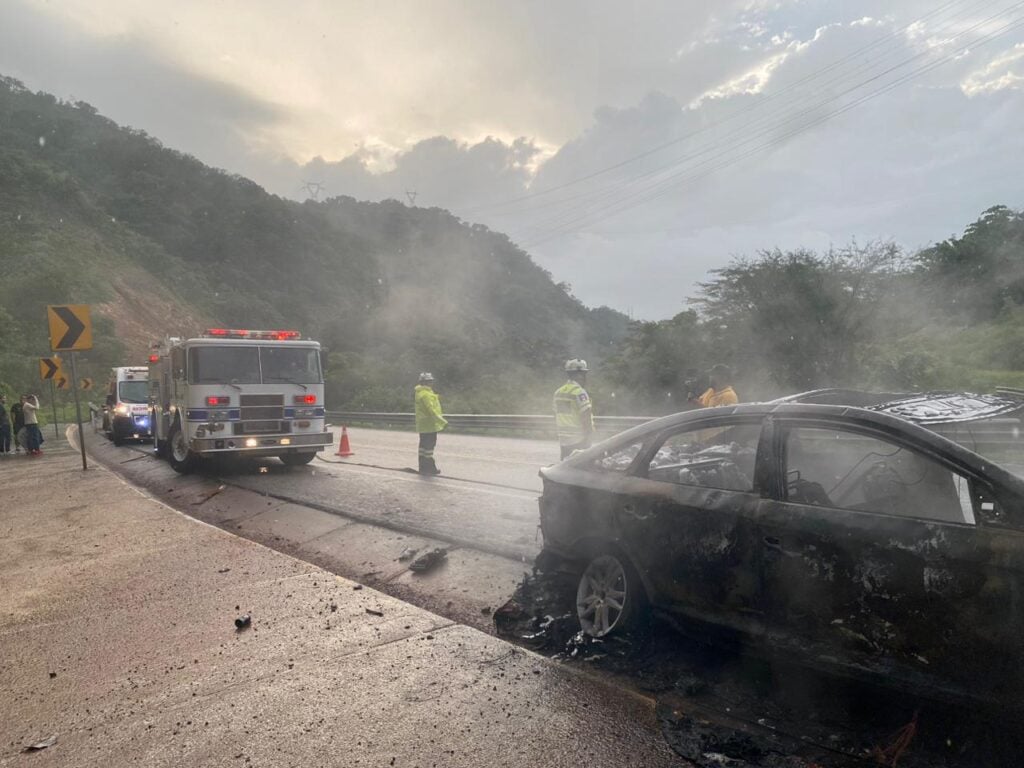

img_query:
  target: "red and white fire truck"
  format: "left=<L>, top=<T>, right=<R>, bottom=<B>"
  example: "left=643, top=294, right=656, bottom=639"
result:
left=148, top=329, right=332, bottom=473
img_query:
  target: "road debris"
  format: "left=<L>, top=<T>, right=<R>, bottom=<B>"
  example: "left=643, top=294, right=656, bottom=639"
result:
left=365, top=608, right=384, bottom=617
left=408, top=547, right=448, bottom=573
left=193, top=484, right=226, bottom=506
left=22, top=735, right=57, bottom=752
left=234, top=614, right=251, bottom=630
left=397, top=547, right=419, bottom=561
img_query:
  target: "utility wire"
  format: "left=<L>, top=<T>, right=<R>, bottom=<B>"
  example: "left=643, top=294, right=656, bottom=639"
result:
left=458, top=0, right=982, bottom=217
left=512, top=0, right=1009, bottom=234
left=515, top=6, right=1024, bottom=247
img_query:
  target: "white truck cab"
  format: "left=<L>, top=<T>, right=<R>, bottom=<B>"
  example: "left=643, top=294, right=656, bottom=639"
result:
left=103, top=366, right=152, bottom=445
left=148, top=329, right=333, bottom=473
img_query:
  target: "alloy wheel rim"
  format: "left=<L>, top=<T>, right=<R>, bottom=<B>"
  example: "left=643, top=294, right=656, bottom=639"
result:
left=577, top=554, right=628, bottom=637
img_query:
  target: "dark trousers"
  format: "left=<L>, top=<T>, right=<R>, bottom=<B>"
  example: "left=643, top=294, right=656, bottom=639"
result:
left=25, top=424, right=43, bottom=452
left=0, top=424, right=10, bottom=453
left=418, top=432, right=439, bottom=473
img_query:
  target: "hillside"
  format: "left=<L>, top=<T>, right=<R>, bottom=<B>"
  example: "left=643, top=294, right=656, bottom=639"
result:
left=0, top=76, right=629, bottom=410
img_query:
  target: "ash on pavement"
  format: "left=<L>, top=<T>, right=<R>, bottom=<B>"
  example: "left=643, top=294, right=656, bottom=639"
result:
left=495, top=570, right=1024, bottom=767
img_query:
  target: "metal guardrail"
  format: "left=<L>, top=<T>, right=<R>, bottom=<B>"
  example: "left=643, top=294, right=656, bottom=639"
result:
left=325, top=411, right=1024, bottom=450
left=325, top=411, right=652, bottom=436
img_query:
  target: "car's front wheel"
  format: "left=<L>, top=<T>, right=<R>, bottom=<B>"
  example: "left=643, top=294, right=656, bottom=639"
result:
left=576, top=552, right=645, bottom=638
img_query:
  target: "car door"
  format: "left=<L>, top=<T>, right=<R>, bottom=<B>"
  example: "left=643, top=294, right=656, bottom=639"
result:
left=615, top=416, right=770, bottom=637
left=757, top=417, right=1024, bottom=699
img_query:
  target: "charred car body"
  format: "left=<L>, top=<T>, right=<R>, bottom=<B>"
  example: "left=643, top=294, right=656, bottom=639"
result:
left=538, top=392, right=1024, bottom=707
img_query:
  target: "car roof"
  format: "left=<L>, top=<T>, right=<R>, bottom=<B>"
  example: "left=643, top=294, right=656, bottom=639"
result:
left=775, top=388, right=1024, bottom=425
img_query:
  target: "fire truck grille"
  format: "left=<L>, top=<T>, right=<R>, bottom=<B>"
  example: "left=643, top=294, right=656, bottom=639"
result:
left=238, top=395, right=285, bottom=433
left=235, top=420, right=287, bottom=435
left=239, top=394, right=284, bottom=422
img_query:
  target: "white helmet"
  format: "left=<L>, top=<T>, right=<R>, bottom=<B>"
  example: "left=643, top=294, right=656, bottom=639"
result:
left=564, top=359, right=589, bottom=373
left=418, top=372, right=435, bottom=383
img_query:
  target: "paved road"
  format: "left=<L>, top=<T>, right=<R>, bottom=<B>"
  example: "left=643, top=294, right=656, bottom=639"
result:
left=85, top=427, right=558, bottom=631
left=324, top=426, right=556, bottom=492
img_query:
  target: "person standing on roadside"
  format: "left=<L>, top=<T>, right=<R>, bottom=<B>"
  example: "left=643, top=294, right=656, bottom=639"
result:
left=414, top=372, right=447, bottom=475
left=10, top=395, right=24, bottom=453
left=0, top=395, right=10, bottom=455
left=22, top=394, right=44, bottom=456
left=698, top=364, right=739, bottom=408
left=554, top=359, right=595, bottom=460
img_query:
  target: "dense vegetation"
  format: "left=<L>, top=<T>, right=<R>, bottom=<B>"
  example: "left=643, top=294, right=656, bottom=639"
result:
left=0, top=76, right=628, bottom=412
left=603, top=206, right=1024, bottom=414
left=2, top=76, right=1020, bottom=418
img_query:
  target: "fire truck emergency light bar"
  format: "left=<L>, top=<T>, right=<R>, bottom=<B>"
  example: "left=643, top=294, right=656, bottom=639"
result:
left=203, top=329, right=302, bottom=340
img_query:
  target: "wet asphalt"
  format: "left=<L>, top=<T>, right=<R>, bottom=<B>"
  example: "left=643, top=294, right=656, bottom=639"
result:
left=0, top=431, right=679, bottom=767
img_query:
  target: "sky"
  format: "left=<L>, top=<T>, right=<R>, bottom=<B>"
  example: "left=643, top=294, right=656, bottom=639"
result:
left=2, top=0, right=1023, bottom=319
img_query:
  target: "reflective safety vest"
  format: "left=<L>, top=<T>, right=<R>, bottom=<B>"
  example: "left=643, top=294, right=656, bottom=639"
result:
left=698, top=386, right=738, bottom=408
left=414, top=385, right=448, bottom=434
left=553, top=380, right=594, bottom=445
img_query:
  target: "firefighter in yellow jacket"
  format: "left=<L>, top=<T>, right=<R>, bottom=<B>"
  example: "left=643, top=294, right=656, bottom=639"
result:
left=698, top=364, right=739, bottom=407
left=414, top=372, right=448, bottom=475
left=554, top=359, right=594, bottom=460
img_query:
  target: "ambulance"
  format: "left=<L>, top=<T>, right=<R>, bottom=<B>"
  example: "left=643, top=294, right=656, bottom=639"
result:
left=148, top=329, right=333, bottom=473
left=103, top=366, right=152, bottom=445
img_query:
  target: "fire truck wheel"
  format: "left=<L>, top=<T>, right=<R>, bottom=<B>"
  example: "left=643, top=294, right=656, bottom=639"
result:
left=279, top=452, right=316, bottom=466
left=168, top=421, right=198, bottom=473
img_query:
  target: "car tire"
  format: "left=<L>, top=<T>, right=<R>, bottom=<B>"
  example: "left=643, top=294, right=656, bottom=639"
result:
left=167, top=421, right=198, bottom=474
left=111, top=425, right=125, bottom=447
left=576, top=551, right=646, bottom=638
left=279, top=452, right=316, bottom=466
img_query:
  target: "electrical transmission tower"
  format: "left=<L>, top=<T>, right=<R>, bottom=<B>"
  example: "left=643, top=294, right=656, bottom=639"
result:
left=405, top=189, right=418, bottom=206
left=301, top=181, right=325, bottom=201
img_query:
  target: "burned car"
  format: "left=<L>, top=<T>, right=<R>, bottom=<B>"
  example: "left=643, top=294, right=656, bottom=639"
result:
left=538, top=393, right=1024, bottom=706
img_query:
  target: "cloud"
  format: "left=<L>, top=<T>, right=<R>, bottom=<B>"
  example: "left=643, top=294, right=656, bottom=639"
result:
left=2, top=0, right=1023, bottom=321
left=0, top=0, right=286, bottom=174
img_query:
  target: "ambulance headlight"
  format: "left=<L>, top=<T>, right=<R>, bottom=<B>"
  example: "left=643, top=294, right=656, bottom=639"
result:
left=115, top=405, right=130, bottom=416
left=245, top=438, right=259, bottom=448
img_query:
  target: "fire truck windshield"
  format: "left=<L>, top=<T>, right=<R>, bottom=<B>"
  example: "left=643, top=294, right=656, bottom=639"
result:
left=187, top=346, right=321, bottom=385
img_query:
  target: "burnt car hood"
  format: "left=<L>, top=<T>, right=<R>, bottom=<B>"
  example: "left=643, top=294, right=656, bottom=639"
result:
left=777, top=389, right=1024, bottom=425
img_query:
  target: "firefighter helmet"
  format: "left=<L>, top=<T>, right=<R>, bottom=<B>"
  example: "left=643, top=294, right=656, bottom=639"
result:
left=564, top=359, right=589, bottom=373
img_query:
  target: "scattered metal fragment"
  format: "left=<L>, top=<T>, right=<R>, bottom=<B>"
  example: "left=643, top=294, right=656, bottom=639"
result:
left=365, top=608, right=384, bottom=617
left=481, top=606, right=492, bottom=615
left=397, top=547, right=419, bottom=561
left=352, top=584, right=363, bottom=591
left=234, top=614, right=251, bottom=630
left=217, top=568, right=231, bottom=574
left=329, top=602, right=338, bottom=612
left=22, top=735, right=57, bottom=752
left=409, top=547, right=448, bottom=573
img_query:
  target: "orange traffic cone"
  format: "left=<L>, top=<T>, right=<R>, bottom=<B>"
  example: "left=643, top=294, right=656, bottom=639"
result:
left=335, top=426, right=355, bottom=457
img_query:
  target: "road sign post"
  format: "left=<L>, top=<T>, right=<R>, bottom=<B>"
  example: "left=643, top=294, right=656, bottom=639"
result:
left=68, top=352, right=87, bottom=470
left=39, top=356, right=64, bottom=440
left=49, top=379, right=59, bottom=439
left=47, top=305, right=92, bottom=471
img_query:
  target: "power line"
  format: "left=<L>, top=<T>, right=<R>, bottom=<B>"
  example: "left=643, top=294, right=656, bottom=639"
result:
left=515, top=5, right=1024, bottom=248
left=511, top=0, right=1007, bottom=235
left=459, top=0, right=981, bottom=217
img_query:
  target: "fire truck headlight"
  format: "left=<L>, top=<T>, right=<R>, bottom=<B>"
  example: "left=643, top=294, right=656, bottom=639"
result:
left=245, top=438, right=259, bottom=448
left=280, top=438, right=291, bottom=445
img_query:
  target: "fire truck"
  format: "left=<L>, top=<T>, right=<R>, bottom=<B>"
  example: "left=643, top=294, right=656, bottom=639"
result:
left=148, top=329, right=333, bottom=473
